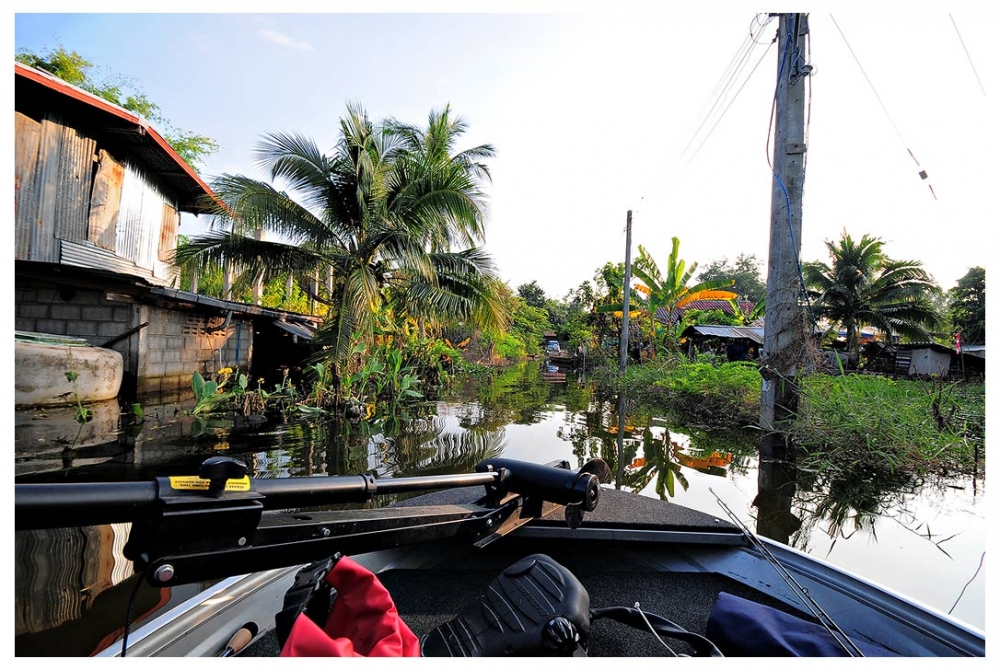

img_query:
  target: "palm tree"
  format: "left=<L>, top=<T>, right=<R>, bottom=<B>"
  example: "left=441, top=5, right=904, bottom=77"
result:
left=176, top=103, right=507, bottom=377
left=803, top=232, right=942, bottom=354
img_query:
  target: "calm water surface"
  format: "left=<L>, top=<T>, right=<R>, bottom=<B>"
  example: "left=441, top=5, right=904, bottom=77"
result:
left=14, top=361, right=986, bottom=655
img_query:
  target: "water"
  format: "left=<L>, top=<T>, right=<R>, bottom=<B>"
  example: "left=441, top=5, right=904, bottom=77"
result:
left=13, top=361, right=986, bottom=655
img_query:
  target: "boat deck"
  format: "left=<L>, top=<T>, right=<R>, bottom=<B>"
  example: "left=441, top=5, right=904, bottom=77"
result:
left=242, top=487, right=807, bottom=657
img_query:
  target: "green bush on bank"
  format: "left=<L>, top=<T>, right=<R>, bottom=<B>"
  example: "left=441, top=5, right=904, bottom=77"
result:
left=620, top=356, right=763, bottom=430
left=791, top=375, right=983, bottom=477
left=614, top=355, right=984, bottom=478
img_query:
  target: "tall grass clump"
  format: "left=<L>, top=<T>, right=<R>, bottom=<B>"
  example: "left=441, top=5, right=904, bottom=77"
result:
left=620, top=355, right=762, bottom=430
left=791, top=375, right=984, bottom=478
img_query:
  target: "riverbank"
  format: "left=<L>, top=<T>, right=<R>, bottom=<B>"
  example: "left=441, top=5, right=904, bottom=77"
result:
left=600, top=356, right=984, bottom=479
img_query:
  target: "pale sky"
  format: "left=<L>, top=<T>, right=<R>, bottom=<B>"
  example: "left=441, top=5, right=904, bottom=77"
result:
left=10, top=1, right=997, bottom=300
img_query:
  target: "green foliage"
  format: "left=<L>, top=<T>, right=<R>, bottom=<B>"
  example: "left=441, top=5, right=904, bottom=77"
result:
left=598, top=238, right=736, bottom=353
left=177, top=103, right=505, bottom=376
left=61, top=368, right=94, bottom=423
left=631, top=357, right=762, bottom=429
left=609, top=354, right=983, bottom=479
left=791, top=375, right=983, bottom=478
left=948, top=267, right=985, bottom=345
left=696, top=253, right=767, bottom=303
left=17, top=46, right=219, bottom=171
left=510, top=299, right=551, bottom=354
left=803, top=232, right=942, bottom=354
left=516, top=280, right=547, bottom=309
left=190, top=370, right=237, bottom=415
left=484, top=330, right=527, bottom=360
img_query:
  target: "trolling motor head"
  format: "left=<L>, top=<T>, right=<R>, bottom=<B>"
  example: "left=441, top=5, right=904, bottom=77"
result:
left=421, top=553, right=591, bottom=657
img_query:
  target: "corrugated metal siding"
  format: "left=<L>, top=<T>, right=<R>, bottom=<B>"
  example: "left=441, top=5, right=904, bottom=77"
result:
left=16, top=110, right=181, bottom=285
left=54, top=121, right=96, bottom=244
left=14, top=112, right=41, bottom=258
left=28, top=116, right=64, bottom=262
left=117, top=161, right=180, bottom=284
left=61, top=239, right=156, bottom=280
left=15, top=114, right=96, bottom=262
left=88, top=149, right=125, bottom=251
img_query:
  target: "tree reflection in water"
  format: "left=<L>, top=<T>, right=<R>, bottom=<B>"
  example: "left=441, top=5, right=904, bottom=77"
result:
left=14, top=361, right=986, bottom=652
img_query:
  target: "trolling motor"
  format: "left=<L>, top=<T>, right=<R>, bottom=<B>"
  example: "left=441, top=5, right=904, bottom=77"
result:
left=419, top=553, right=724, bottom=657
left=15, top=456, right=607, bottom=588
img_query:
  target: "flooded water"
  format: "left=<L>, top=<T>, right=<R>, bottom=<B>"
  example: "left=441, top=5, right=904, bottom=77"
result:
left=14, top=361, right=985, bottom=655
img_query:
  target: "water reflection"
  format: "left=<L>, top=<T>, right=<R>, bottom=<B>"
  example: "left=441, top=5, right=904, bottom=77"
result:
left=14, top=360, right=985, bottom=654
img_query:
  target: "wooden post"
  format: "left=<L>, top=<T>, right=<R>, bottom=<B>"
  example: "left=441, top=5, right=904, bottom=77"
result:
left=760, top=14, right=809, bottom=462
left=252, top=228, right=264, bottom=305
left=616, top=210, right=633, bottom=490
left=618, top=210, right=633, bottom=375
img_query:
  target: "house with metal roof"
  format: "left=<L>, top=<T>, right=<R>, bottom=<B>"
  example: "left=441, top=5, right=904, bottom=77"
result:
left=14, top=61, right=319, bottom=402
left=655, top=299, right=759, bottom=327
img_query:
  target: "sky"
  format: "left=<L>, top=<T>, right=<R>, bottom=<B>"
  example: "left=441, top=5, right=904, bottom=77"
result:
left=9, top=1, right=997, bottom=302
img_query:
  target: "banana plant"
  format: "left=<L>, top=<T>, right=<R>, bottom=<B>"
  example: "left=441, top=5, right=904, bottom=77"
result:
left=598, top=238, right=737, bottom=354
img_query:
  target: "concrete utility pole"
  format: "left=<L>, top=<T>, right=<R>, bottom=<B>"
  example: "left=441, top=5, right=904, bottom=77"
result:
left=760, top=14, right=810, bottom=462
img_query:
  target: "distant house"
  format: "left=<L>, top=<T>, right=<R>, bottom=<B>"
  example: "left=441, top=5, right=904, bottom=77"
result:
left=861, top=342, right=957, bottom=378
left=956, top=344, right=986, bottom=378
left=680, top=325, right=763, bottom=360
left=655, top=300, right=758, bottom=327
left=14, top=61, right=318, bottom=401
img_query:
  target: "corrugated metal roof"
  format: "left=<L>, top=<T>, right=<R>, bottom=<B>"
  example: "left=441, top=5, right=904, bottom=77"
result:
left=655, top=300, right=755, bottom=323
left=148, top=287, right=321, bottom=342
left=683, top=325, right=765, bottom=343
left=273, top=319, right=316, bottom=341
left=15, top=62, right=218, bottom=214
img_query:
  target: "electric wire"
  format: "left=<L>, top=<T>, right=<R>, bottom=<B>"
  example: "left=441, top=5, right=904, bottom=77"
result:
left=949, top=14, right=986, bottom=96
left=673, top=14, right=775, bottom=176
left=634, top=602, right=679, bottom=656
left=682, top=32, right=777, bottom=175
left=119, top=571, right=146, bottom=657
left=710, top=490, right=866, bottom=657
left=765, top=16, right=792, bottom=170
left=698, top=15, right=763, bottom=123
left=829, top=13, right=937, bottom=200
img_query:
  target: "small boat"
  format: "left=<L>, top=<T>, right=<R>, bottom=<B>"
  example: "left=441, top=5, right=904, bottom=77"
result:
left=15, top=457, right=985, bottom=658
left=15, top=331, right=123, bottom=407
left=546, top=351, right=578, bottom=367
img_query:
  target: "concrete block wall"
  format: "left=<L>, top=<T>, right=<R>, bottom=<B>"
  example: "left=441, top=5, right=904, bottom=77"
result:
left=135, top=305, right=253, bottom=398
left=15, top=283, right=133, bottom=343
left=16, top=278, right=253, bottom=401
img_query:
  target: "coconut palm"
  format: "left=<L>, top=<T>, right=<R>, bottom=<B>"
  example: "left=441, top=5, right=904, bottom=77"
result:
left=176, top=103, right=507, bottom=375
left=803, top=232, right=942, bottom=354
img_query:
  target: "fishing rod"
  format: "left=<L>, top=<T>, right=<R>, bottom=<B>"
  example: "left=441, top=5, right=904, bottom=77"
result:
left=15, top=456, right=606, bottom=588
left=709, top=489, right=866, bottom=658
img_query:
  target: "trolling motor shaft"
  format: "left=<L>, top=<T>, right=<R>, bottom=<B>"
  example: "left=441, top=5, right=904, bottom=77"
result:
left=16, top=456, right=608, bottom=587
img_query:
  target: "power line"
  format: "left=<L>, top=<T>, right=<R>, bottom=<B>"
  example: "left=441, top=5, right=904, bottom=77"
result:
left=829, top=13, right=937, bottom=200
left=673, top=21, right=760, bottom=171
left=684, top=35, right=776, bottom=174
left=949, top=14, right=986, bottom=96
left=674, top=15, right=776, bottom=176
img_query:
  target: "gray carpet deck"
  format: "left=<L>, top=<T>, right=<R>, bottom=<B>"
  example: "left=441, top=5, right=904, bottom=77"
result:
left=241, top=487, right=800, bottom=657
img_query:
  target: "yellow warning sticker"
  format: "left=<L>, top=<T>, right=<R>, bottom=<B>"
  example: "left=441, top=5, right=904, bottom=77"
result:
left=168, top=476, right=251, bottom=492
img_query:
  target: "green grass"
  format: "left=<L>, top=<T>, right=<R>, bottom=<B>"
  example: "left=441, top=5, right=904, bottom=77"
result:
left=613, top=356, right=984, bottom=478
